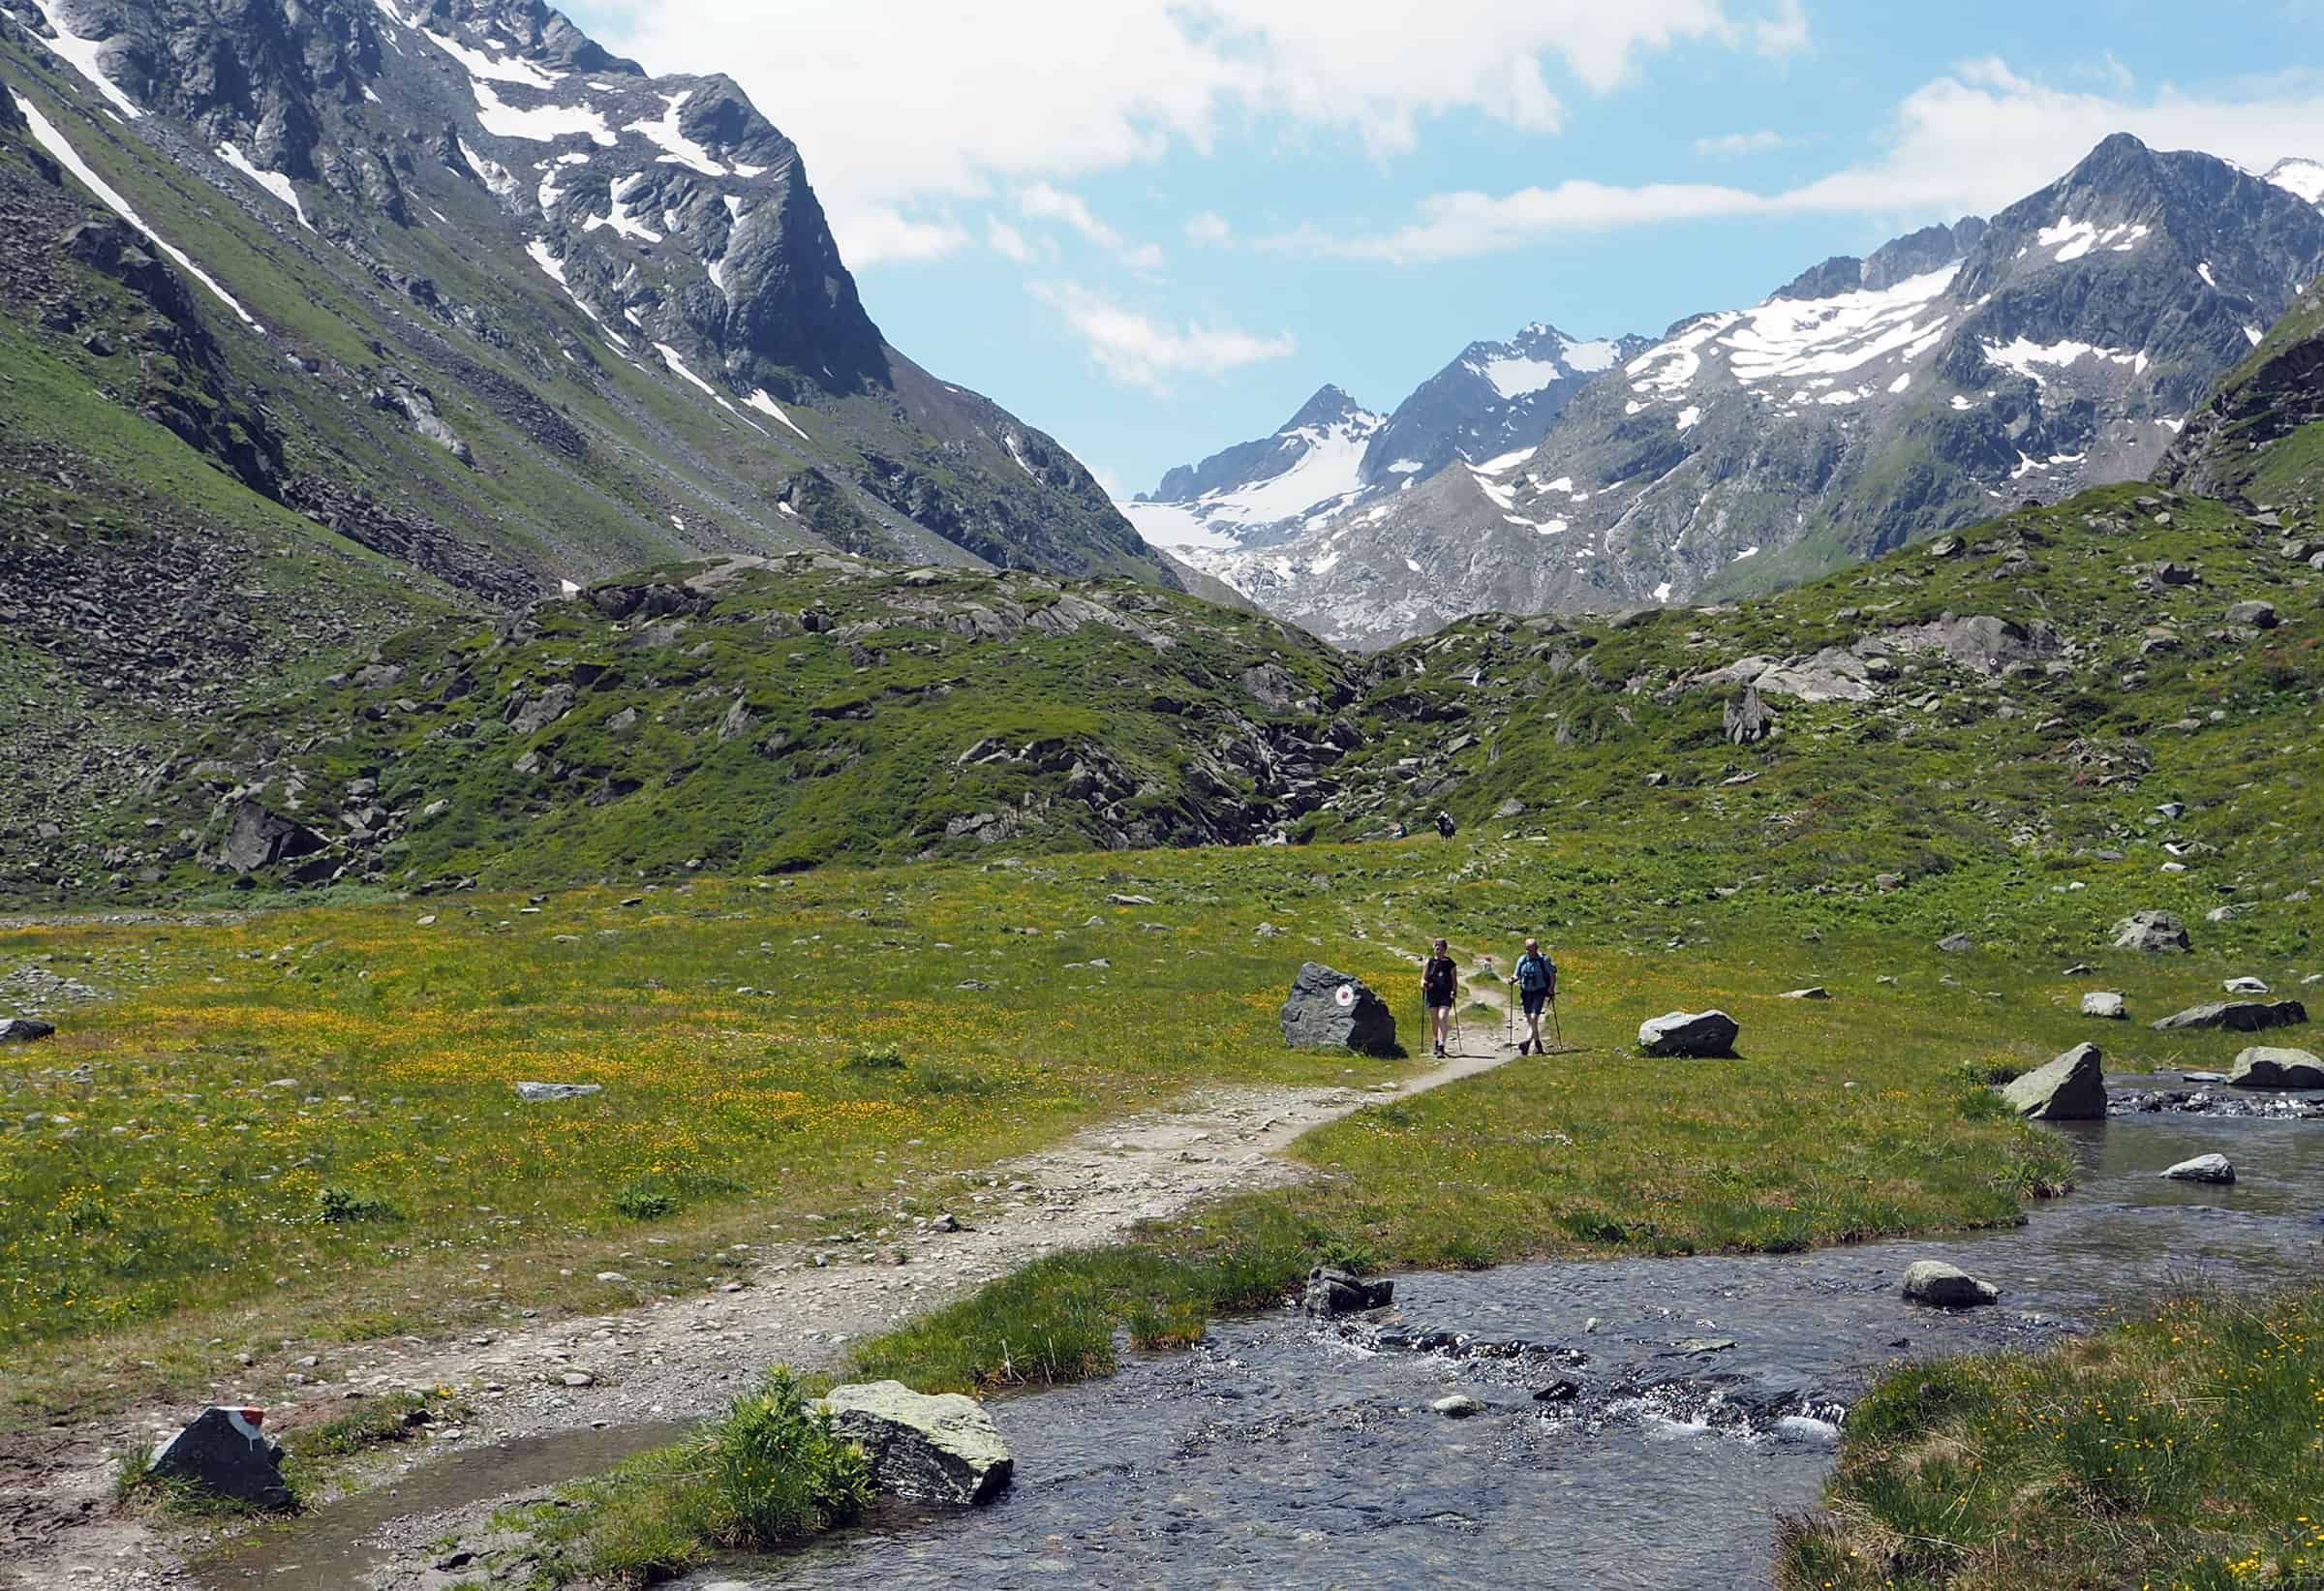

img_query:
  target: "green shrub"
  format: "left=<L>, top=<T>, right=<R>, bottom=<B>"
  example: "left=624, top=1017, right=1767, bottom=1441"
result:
left=316, top=1187, right=400, bottom=1225
left=613, top=1182, right=679, bottom=1221
left=696, top=1367, right=872, bottom=1545
left=843, top=1047, right=905, bottom=1072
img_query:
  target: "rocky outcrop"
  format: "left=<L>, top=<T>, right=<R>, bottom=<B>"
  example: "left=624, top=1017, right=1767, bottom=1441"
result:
left=818, top=1381, right=1012, bottom=1506
left=1280, top=964, right=1397, bottom=1056
left=2112, top=910, right=2191, bottom=953
left=0, top=1017, right=56, bottom=1043
left=1901, top=1261, right=1998, bottom=1308
left=1637, top=1010, right=1739, bottom=1057
left=2000, top=1043, right=2108, bottom=1120
left=210, top=800, right=329, bottom=875
left=2228, top=1047, right=2324, bottom=1089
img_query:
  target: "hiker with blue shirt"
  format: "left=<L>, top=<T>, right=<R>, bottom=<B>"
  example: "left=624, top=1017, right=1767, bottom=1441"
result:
left=1514, top=937, right=1557, bottom=1056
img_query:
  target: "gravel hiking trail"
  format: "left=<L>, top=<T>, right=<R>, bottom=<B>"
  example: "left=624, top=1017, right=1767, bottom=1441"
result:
left=8, top=1028, right=1541, bottom=1591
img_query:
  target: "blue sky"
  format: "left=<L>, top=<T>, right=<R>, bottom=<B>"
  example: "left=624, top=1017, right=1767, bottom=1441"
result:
left=574, top=1, right=2324, bottom=498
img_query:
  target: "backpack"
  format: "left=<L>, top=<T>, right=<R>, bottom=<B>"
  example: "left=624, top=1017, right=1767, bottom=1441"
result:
left=1516, top=951, right=1555, bottom=996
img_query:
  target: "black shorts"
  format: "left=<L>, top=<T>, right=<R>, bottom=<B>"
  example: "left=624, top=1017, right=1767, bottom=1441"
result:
left=1521, top=992, right=1547, bottom=1016
left=1426, top=997, right=1453, bottom=1012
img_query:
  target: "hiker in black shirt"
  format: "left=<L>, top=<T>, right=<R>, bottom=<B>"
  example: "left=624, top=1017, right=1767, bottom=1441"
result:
left=1422, top=938, right=1457, bottom=1058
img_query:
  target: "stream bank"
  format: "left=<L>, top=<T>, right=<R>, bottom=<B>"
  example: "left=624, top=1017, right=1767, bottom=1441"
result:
left=193, top=1068, right=2322, bottom=1591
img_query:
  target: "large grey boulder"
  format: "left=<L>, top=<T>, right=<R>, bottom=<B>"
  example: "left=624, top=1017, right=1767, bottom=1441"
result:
left=148, top=1407, right=292, bottom=1510
left=213, top=800, right=329, bottom=874
left=1901, top=1261, right=1998, bottom=1308
left=2111, top=910, right=2190, bottom=953
left=818, top=1381, right=1012, bottom=1506
left=2160, top=1153, right=2235, bottom=1183
left=1638, top=1010, right=1740, bottom=1057
left=2000, top=1043, right=2108, bottom=1120
left=2228, top=1048, right=2324, bottom=1089
left=2080, top=992, right=2127, bottom=1020
left=2153, top=1000, right=2308, bottom=1033
left=1279, top=963, right=1397, bottom=1056
left=1303, top=1266, right=1393, bottom=1316
left=0, top=1018, right=54, bottom=1043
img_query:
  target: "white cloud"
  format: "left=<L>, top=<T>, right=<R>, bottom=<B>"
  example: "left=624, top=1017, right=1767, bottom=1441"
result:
left=1280, top=60, right=2324, bottom=262
left=590, top=1, right=1813, bottom=215
left=985, top=217, right=1041, bottom=264
left=1018, top=181, right=1166, bottom=271
left=832, top=204, right=972, bottom=266
left=1028, top=281, right=1295, bottom=393
left=1692, top=129, right=1791, bottom=160
left=1184, top=210, right=1233, bottom=245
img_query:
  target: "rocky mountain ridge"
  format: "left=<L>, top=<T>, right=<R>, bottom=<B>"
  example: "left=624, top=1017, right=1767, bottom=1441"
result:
left=1174, top=136, right=2324, bottom=648
left=0, top=0, right=1175, bottom=590
left=1125, top=321, right=1643, bottom=560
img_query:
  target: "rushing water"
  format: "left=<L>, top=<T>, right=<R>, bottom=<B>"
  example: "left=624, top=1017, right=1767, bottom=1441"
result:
left=200, top=1077, right=2321, bottom=1591
left=691, top=1090, right=2322, bottom=1591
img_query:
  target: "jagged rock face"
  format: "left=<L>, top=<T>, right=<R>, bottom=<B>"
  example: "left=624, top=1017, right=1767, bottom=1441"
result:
left=1358, top=322, right=1652, bottom=486
left=1186, top=136, right=2324, bottom=648
left=2160, top=266, right=2324, bottom=516
left=1127, top=326, right=1646, bottom=566
left=0, top=0, right=1175, bottom=590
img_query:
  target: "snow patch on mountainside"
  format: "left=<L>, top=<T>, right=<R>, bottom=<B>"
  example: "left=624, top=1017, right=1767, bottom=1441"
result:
left=1980, top=337, right=2148, bottom=386
left=2035, top=216, right=2150, bottom=262
left=1132, top=404, right=1383, bottom=549
left=216, top=142, right=311, bottom=229
left=17, top=96, right=256, bottom=326
left=473, top=81, right=616, bottom=145
left=1715, top=266, right=1957, bottom=385
left=28, top=0, right=144, bottom=118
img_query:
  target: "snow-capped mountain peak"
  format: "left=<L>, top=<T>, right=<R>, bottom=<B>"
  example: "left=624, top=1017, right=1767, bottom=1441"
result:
left=2267, top=156, right=2324, bottom=208
left=1126, top=385, right=1384, bottom=551
left=1165, top=134, right=2324, bottom=650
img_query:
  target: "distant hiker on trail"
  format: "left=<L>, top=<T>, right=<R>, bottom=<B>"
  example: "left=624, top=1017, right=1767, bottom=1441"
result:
left=1434, top=811, right=1457, bottom=840
left=1513, top=937, right=1557, bottom=1056
left=1422, top=938, right=1458, bottom=1058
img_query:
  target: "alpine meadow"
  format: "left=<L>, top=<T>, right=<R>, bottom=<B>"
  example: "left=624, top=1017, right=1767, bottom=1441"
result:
left=1, top=4, right=2322, bottom=1591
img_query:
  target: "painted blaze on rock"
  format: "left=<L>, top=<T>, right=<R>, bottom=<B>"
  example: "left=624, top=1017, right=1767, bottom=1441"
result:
left=818, top=1381, right=1013, bottom=1506
left=1280, top=963, right=1397, bottom=1056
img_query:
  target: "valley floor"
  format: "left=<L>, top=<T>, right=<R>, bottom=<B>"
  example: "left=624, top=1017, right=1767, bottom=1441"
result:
left=0, top=837, right=2313, bottom=1587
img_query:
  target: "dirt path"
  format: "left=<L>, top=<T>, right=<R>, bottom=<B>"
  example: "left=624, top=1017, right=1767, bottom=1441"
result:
left=7, top=1031, right=1537, bottom=1591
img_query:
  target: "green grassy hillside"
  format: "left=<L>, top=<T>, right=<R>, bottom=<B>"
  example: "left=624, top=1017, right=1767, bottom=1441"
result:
left=17, top=481, right=2316, bottom=984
